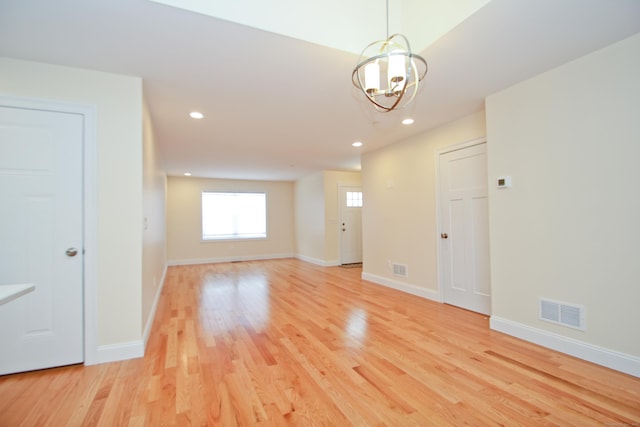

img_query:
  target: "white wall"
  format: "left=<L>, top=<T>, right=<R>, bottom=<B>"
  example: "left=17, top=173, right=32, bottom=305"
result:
left=0, top=57, right=146, bottom=357
left=361, top=112, right=486, bottom=298
left=167, top=176, right=294, bottom=264
left=142, top=102, right=167, bottom=342
left=486, top=33, right=640, bottom=373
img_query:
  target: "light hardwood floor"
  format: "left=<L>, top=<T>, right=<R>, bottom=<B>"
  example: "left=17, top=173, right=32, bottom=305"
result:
left=1, top=259, right=639, bottom=426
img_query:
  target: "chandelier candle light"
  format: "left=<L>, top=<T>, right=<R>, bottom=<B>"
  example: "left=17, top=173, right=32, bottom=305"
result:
left=352, top=0, right=428, bottom=112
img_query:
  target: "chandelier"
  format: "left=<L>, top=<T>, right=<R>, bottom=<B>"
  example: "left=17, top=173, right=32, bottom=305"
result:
left=352, top=0, right=428, bottom=112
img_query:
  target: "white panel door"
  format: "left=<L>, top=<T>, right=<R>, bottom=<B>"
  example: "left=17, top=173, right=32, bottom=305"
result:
left=0, top=105, right=84, bottom=375
left=439, top=142, right=491, bottom=314
left=340, top=186, right=363, bottom=265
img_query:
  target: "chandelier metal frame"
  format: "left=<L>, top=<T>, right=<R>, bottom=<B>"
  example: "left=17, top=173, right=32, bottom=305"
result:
left=351, top=1, right=428, bottom=112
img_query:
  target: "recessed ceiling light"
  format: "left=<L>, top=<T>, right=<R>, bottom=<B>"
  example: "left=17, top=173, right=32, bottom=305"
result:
left=189, top=112, right=204, bottom=119
left=402, top=118, right=414, bottom=125
left=184, top=172, right=192, bottom=176
left=352, top=141, right=363, bottom=147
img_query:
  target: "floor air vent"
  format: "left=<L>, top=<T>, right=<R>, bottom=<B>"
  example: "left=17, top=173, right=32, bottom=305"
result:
left=539, top=298, right=585, bottom=331
left=392, top=263, right=408, bottom=277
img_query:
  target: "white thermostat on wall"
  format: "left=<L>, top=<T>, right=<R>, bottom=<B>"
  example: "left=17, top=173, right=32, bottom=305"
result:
left=496, top=176, right=512, bottom=189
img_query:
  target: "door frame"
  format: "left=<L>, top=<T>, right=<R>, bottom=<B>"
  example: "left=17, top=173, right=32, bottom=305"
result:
left=0, top=95, right=99, bottom=365
left=434, top=137, right=487, bottom=305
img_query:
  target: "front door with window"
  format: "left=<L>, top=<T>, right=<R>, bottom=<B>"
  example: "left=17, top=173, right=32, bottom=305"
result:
left=339, top=186, right=363, bottom=265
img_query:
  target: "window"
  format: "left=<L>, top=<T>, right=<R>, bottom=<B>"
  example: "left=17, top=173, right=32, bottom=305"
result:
left=202, top=192, right=267, bottom=240
left=346, top=191, right=363, bottom=207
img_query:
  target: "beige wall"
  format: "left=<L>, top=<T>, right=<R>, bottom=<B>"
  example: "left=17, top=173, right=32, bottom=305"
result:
left=486, top=33, right=640, bottom=358
left=0, top=57, right=146, bottom=351
left=142, top=102, right=167, bottom=339
left=167, top=176, right=294, bottom=263
left=294, top=172, right=326, bottom=263
left=361, top=112, right=486, bottom=296
left=294, top=171, right=361, bottom=265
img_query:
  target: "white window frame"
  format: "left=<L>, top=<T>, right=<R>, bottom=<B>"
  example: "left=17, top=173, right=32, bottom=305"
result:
left=201, top=191, right=267, bottom=241
left=346, top=191, right=363, bottom=207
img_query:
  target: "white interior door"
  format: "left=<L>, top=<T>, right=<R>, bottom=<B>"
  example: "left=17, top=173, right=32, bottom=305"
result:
left=339, top=186, right=363, bottom=265
left=439, top=142, right=491, bottom=314
left=0, top=105, right=84, bottom=375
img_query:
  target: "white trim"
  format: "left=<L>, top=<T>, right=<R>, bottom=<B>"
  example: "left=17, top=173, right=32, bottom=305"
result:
left=296, top=254, right=340, bottom=267
left=143, top=264, right=168, bottom=346
left=434, top=137, right=488, bottom=307
left=436, top=136, right=487, bottom=156
left=490, top=316, right=640, bottom=378
left=169, top=253, right=295, bottom=266
left=83, top=104, right=99, bottom=366
left=95, top=341, right=145, bottom=364
left=361, top=272, right=440, bottom=302
left=0, top=96, right=99, bottom=366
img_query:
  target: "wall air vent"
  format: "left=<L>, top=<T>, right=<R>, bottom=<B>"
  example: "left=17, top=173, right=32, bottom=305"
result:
left=392, top=263, right=408, bottom=277
left=539, top=298, right=586, bottom=331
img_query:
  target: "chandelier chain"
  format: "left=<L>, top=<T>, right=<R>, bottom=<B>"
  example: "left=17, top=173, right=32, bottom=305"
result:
left=386, top=0, right=389, bottom=39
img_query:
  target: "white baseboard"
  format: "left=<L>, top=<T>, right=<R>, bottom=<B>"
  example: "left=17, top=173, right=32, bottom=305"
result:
left=168, top=253, right=294, bottom=266
left=361, top=272, right=440, bottom=302
left=95, top=341, right=144, bottom=364
left=296, top=254, right=340, bottom=267
left=91, top=264, right=167, bottom=366
left=490, top=316, right=640, bottom=378
left=143, top=264, right=168, bottom=347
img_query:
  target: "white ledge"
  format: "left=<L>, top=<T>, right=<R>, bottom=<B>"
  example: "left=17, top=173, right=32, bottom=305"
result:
left=0, top=284, right=35, bottom=306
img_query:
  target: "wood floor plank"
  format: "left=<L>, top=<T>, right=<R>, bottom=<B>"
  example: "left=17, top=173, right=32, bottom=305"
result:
left=1, top=258, right=639, bottom=426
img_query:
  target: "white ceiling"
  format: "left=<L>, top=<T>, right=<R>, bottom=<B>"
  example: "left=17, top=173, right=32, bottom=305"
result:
left=1, top=0, right=639, bottom=181
left=148, top=0, right=492, bottom=55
